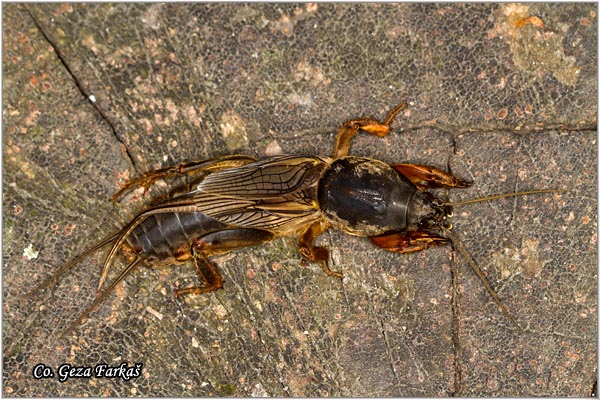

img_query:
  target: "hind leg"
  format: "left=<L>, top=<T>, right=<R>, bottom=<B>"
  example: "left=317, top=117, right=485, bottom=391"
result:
left=175, top=228, right=274, bottom=296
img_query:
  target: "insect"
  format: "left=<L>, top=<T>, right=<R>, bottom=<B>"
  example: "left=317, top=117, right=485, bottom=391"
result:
left=30, top=102, right=559, bottom=336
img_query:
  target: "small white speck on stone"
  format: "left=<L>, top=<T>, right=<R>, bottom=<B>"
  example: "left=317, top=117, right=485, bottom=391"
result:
left=146, top=306, right=164, bottom=320
left=264, top=139, right=283, bottom=156
left=251, top=382, right=268, bottom=397
left=89, top=95, right=96, bottom=103
left=23, top=244, right=39, bottom=260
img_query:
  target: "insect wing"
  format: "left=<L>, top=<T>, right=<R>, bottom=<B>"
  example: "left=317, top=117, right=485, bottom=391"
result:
left=168, top=156, right=330, bottom=233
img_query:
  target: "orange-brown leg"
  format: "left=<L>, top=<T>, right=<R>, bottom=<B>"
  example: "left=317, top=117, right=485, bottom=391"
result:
left=112, top=155, right=257, bottom=201
left=175, top=228, right=274, bottom=297
left=333, top=102, right=407, bottom=159
left=175, top=250, right=224, bottom=297
left=298, top=220, right=343, bottom=279
left=391, top=164, right=470, bottom=191
left=369, top=230, right=449, bottom=254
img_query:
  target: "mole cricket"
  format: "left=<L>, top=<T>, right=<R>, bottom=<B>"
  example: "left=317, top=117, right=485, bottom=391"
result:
left=29, top=102, right=561, bottom=336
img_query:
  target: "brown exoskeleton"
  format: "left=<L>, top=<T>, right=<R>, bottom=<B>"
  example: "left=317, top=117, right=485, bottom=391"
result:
left=30, top=102, right=559, bottom=336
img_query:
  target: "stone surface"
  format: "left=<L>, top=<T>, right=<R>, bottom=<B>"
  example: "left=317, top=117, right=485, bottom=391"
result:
left=3, top=3, right=596, bottom=396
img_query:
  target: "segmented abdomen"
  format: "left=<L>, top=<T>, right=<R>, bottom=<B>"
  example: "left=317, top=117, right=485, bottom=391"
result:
left=126, top=212, right=229, bottom=264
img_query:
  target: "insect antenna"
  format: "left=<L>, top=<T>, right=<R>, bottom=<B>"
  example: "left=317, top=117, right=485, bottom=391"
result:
left=25, top=231, right=121, bottom=298
left=439, top=188, right=563, bottom=331
left=442, top=229, right=522, bottom=332
left=442, top=188, right=563, bottom=206
left=58, top=256, right=143, bottom=339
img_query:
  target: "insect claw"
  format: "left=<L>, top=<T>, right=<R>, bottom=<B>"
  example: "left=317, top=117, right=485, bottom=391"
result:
left=318, top=260, right=344, bottom=280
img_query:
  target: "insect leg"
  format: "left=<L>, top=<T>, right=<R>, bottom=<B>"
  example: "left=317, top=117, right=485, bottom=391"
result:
left=391, top=163, right=471, bottom=190
left=174, top=250, right=223, bottom=297
left=369, top=231, right=449, bottom=254
left=297, top=220, right=343, bottom=279
left=333, top=102, right=407, bottom=159
left=174, top=228, right=274, bottom=297
left=112, top=155, right=258, bottom=201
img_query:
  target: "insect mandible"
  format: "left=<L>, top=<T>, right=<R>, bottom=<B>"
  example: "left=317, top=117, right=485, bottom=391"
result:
left=29, top=102, right=560, bottom=336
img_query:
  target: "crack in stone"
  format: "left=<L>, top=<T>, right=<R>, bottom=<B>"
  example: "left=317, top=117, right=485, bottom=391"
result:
left=24, top=5, right=139, bottom=174
left=400, top=120, right=598, bottom=136
left=449, top=251, right=464, bottom=396
left=445, top=132, right=464, bottom=397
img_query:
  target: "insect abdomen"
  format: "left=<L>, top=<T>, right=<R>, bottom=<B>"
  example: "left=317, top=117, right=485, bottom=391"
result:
left=126, top=212, right=229, bottom=264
